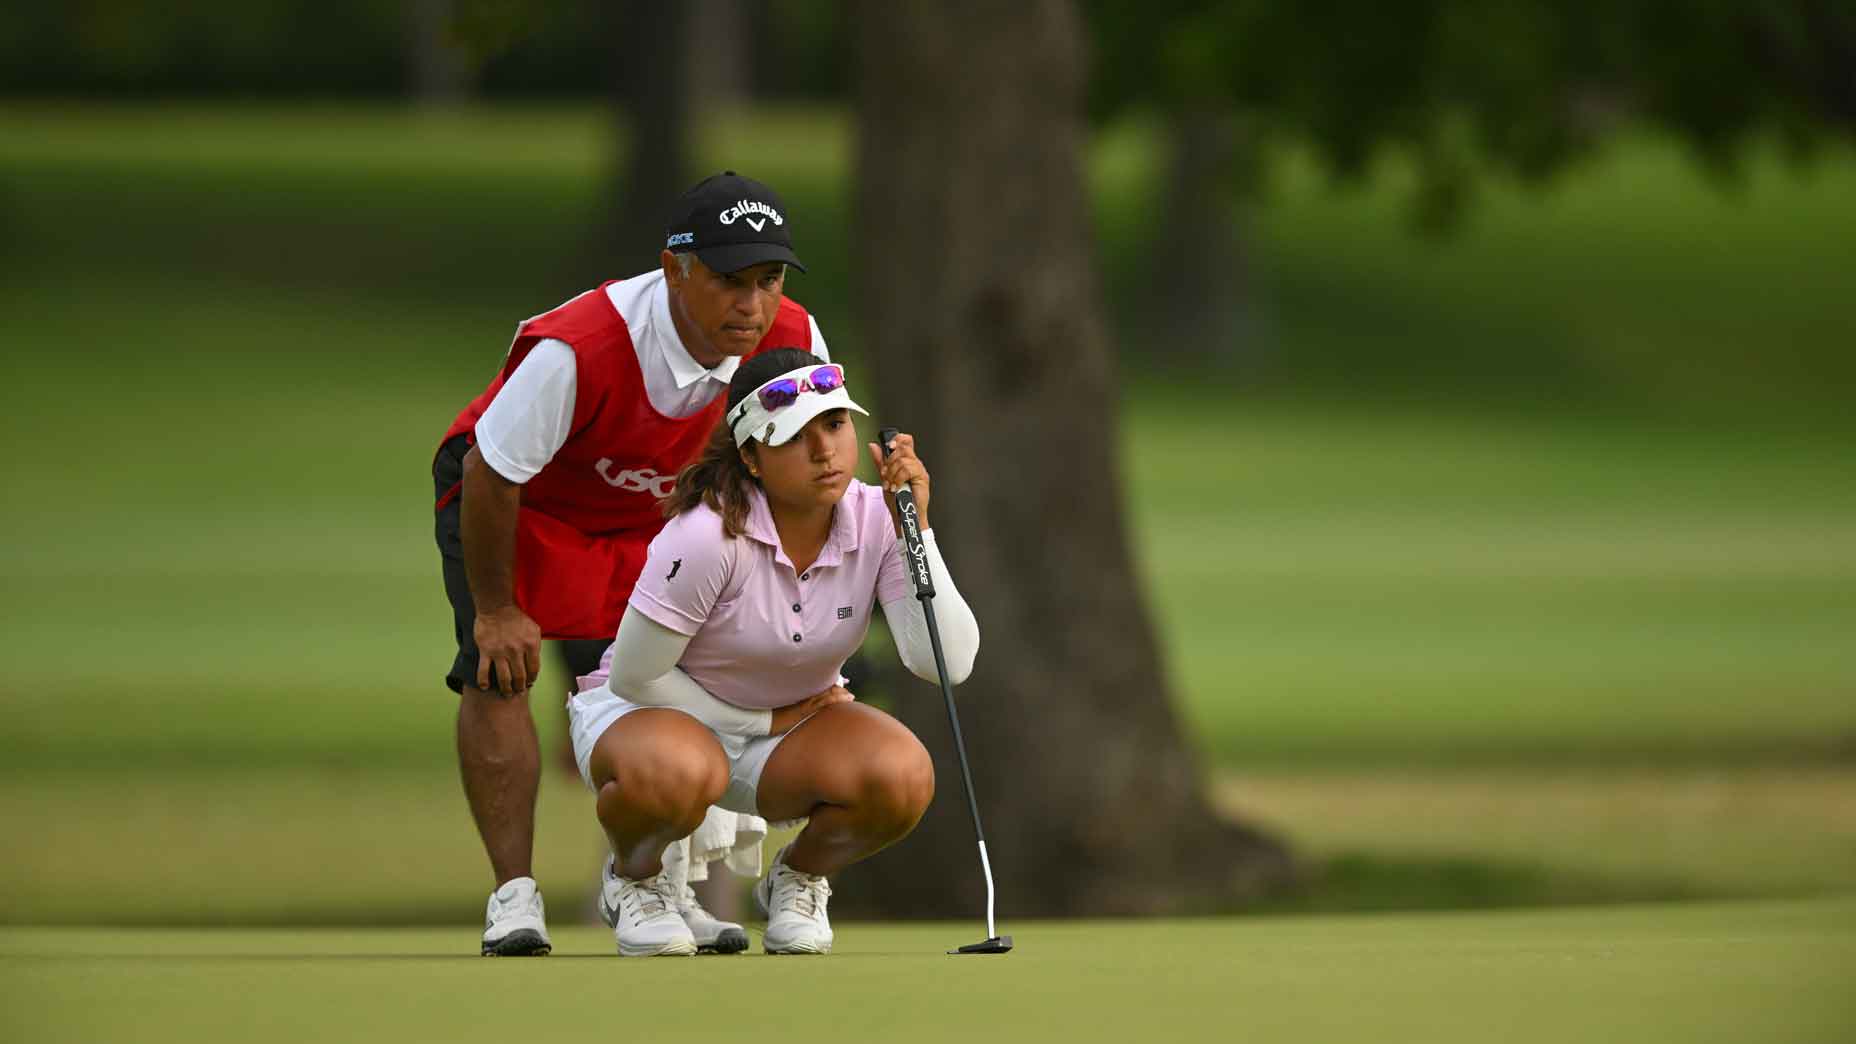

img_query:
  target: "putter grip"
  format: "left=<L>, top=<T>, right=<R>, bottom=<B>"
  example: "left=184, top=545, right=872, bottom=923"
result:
left=879, top=426, right=935, bottom=599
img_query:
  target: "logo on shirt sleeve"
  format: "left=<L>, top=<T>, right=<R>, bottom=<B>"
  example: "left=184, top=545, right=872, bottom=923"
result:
left=667, top=559, right=683, bottom=581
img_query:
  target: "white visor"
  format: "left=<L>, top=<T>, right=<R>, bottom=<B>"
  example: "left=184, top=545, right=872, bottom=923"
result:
left=727, top=363, right=869, bottom=447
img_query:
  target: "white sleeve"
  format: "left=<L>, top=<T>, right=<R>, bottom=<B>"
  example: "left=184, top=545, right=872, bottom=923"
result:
left=807, top=315, right=830, bottom=363
left=606, top=606, right=774, bottom=736
left=472, top=339, right=576, bottom=483
left=879, top=530, right=980, bottom=685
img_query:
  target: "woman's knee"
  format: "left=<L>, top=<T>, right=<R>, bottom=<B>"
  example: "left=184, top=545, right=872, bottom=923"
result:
left=628, top=744, right=727, bottom=809
left=601, top=720, right=728, bottom=814
left=861, top=733, right=935, bottom=825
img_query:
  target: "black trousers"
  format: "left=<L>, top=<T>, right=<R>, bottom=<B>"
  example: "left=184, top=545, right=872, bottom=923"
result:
left=433, top=434, right=609, bottom=695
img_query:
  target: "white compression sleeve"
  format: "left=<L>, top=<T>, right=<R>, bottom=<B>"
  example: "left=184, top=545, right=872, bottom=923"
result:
left=879, top=529, right=980, bottom=685
left=606, top=607, right=774, bottom=736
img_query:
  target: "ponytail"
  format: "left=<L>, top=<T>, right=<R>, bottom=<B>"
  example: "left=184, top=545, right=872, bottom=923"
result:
left=663, top=420, right=757, bottom=537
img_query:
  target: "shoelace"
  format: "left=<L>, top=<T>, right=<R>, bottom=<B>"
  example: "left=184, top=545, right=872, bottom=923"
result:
left=778, top=869, right=831, bottom=917
left=651, top=874, right=683, bottom=918
left=616, top=873, right=670, bottom=920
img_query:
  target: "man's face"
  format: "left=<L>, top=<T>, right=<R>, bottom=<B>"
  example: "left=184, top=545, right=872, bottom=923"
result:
left=663, top=251, right=787, bottom=365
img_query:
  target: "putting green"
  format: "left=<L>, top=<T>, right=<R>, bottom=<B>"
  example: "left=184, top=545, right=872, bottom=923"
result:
left=4, top=898, right=1850, bottom=1043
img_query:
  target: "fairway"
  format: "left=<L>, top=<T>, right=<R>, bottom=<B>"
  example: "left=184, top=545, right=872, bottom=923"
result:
left=3, top=104, right=1853, bottom=931
left=9, top=12, right=1856, bottom=1043
left=5, top=899, right=1852, bottom=1044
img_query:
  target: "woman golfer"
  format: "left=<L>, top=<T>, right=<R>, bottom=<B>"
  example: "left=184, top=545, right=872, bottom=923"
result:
left=566, top=349, right=980, bottom=955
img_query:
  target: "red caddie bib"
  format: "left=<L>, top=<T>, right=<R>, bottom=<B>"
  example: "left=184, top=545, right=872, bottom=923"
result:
left=438, top=282, right=815, bottom=638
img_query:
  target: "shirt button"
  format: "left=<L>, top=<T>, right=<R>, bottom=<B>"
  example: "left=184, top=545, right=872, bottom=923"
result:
left=792, top=603, right=802, bottom=613
left=800, top=572, right=809, bottom=581
left=792, top=633, right=802, bottom=643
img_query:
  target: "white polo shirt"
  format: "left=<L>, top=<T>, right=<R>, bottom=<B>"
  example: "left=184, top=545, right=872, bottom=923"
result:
left=474, top=270, right=831, bottom=484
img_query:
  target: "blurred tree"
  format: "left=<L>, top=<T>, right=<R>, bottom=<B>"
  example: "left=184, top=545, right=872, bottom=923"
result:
left=752, top=0, right=851, bottom=100
left=1083, top=0, right=1856, bottom=361
left=683, top=0, right=752, bottom=112
left=0, top=2, right=405, bottom=96
left=408, top=0, right=475, bottom=105
left=842, top=0, right=1294, bottom=919
left=0, top=1, right=852, bottom=100
left=603, top=0, right=695, bottom=275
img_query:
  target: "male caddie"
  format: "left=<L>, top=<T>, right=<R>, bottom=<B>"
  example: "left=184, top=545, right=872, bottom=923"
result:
left=431, top=172, right=827, bottom=955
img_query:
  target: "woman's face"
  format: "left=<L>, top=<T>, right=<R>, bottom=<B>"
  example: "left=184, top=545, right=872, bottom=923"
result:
left=751, top=409, right=857, bottom=513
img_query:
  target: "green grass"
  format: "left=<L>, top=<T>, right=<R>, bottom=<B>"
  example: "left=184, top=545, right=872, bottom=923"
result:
left=5, top=351, right=1850, bottom=770
left=5, top=900, right=1854, bottom=1044
left=2, top=102, right=1849, bottom=772
left=1093, top=120, right=1856, bottom=410
left=4, top=767, right=1850, bottom=926
left=2, top=102, right=1854, bottom=924
left=1220, top=769, right=1856, bottom=910
left=1124, top=398, right=1856, bottom=767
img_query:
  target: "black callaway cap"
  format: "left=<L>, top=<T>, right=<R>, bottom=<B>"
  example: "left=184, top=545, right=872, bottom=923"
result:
left=664, top=171, right=807, bottom=274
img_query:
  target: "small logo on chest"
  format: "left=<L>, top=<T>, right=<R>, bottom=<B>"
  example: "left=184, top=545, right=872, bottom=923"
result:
left=837, top=606, right=853, bottom=620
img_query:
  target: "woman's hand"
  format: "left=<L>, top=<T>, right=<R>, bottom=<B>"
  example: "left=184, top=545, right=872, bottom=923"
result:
left=770, top=684, right=855, bottom=734
left=867, top=431, right=930, bottom=535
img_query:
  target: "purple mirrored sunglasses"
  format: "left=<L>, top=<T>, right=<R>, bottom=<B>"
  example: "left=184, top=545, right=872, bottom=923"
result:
left=755, top=364, right=845, bottom=412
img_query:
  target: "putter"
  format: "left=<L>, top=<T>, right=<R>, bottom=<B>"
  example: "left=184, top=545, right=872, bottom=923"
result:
left=880, top=427, right=1013, bottom=956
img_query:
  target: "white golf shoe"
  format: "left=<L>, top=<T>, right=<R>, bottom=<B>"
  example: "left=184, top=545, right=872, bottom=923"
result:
left=481, top=877, right=552, bottom=957
left=661, top=840, right=748, bottom=954
left=598, top=857, right=697, bottom=957
left=754, top=844, right=834, bottom=955
left=677, top=883, right=749, bottom=954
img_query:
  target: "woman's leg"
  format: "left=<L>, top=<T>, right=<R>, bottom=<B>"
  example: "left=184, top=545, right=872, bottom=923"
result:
left=755, top=703, right=936, bottom=876
left=588, top=708, right=730, bottom=879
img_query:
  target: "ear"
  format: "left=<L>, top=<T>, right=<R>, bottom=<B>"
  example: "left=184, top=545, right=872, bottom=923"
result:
left=739, top=444, right=759, bottom=477
left=660, top=249, right=682, bottom=287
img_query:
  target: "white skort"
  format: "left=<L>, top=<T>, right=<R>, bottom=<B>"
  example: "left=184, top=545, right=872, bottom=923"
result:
left=566, top=688, right=791, bottom=817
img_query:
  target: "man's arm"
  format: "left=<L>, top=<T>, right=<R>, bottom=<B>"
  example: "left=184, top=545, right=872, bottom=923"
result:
left=460, top=444, right=541, bottom=696
left=459, top=338, right=578, bottom=697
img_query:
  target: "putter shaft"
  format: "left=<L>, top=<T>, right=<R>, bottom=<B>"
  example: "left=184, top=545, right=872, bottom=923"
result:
left=879, top=427, right=1009, bottom=952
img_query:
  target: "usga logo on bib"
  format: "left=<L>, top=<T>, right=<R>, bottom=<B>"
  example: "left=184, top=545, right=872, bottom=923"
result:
left=594, top=460, right=677, bottom=498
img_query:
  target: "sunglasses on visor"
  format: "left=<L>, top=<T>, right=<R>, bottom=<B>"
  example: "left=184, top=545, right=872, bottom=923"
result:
left=750, top=364, right=845, bottom=413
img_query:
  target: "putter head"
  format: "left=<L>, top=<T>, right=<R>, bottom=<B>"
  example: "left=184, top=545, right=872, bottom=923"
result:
left=950, top=935, right=1013, bottom=955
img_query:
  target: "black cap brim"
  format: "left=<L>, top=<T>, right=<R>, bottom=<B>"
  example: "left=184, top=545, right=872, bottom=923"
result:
left=694, top=242, right=807, bottom=275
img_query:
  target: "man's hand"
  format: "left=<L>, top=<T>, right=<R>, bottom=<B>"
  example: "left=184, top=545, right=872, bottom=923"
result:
left=770, top=684, right=855, bottom=734
left=459, top=444, right=536, bottom=697
left=474, top=604, right=542, bottom=697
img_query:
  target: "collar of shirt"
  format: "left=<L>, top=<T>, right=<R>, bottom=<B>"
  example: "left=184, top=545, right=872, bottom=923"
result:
left=648, top=274, right=741, bottom=391
left=742, top=484, right=860, bottom=572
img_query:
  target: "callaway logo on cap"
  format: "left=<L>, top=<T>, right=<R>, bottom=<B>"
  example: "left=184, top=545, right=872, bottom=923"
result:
left=664, top=171, right=807, bottom=275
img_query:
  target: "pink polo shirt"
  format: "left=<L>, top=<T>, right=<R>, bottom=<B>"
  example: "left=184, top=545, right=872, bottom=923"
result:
left=617, top=480, right=911, bottom=711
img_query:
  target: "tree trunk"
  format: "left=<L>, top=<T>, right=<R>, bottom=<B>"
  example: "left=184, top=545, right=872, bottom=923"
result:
left=682, top=0, right=751, bottom=114
left=603, top=1, right=694, bottom=275
left=842, top=0, right=1295, bottom=918
left=1146, top=107, right=1256, bottom=368
left=406, top=0, right=473, bottom=106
